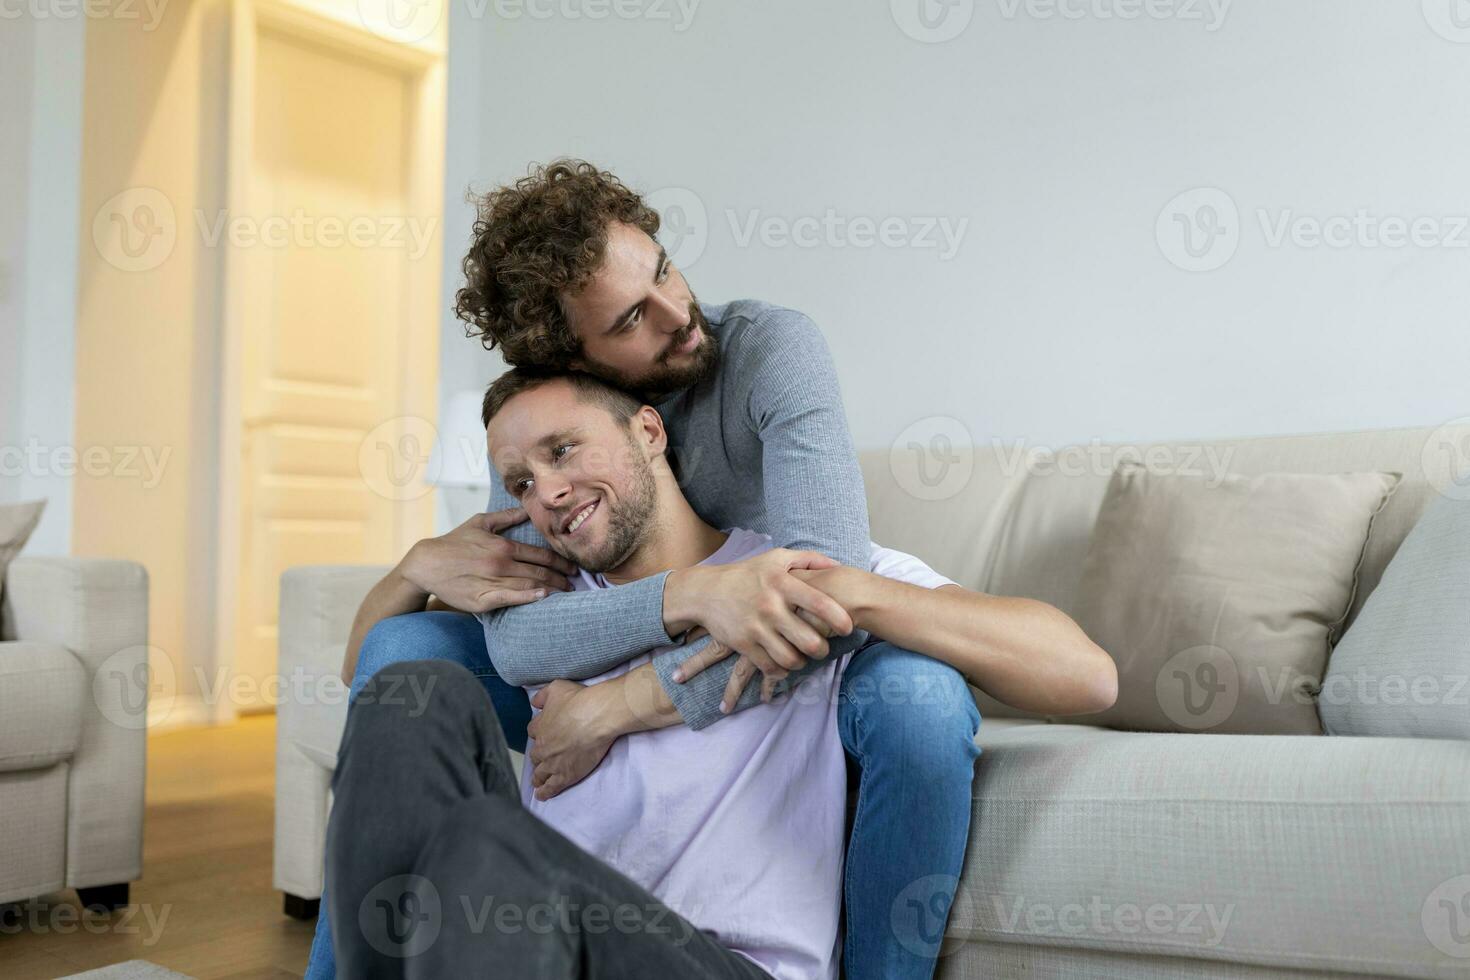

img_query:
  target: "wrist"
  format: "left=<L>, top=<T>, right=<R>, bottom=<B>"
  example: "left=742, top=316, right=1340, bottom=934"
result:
left=389, top=555, right=432, bottom=605
left=837, top=567, right=882, bottom=630
left=607, top=665, right=681, bottom=735
left=585, top=681, right=636, bottom=741
left=393, top=540, right=429, bottom=593
left=662, top=565, right=709, bottom=636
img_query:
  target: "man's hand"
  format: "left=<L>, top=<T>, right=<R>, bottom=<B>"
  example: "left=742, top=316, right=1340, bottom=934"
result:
left=673, top=641, right=762, bottom=714
left=674, top=566, right=863, bottom=712
left=398, top=508, right=577, bottom=614
left=527, top=680, right=617, bottom=801
left=663, top=548, right=854, bottom=681
left=674, top=606, right=840, bottom=712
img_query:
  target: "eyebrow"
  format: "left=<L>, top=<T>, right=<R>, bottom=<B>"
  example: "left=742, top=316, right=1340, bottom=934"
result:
left=601, top=246, right=668, bottom=337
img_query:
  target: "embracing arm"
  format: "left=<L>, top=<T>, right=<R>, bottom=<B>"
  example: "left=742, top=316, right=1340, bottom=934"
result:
left=341, top=508, right=574, bottom=685
left=525, top=661, right=683, bottom=800
left=800, top=567, right=1118, bottom=716
left=652, top=310, right=873, bottom=727
left=527, top=571, right=1116, bottom=801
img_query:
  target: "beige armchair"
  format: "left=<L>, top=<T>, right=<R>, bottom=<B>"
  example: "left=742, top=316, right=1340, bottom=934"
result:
left=0, top=557, right=149, bottom=911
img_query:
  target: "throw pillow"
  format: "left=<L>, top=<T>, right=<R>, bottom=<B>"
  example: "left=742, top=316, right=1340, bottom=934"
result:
left=1071, top=463, right=1398, bottom=734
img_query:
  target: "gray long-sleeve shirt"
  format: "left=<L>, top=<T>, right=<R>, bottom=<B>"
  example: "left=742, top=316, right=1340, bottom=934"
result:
left=479, top=299, right=870, bottom=729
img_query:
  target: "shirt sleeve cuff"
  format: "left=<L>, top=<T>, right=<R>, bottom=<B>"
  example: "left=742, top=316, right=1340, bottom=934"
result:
left=653, top=639, right=728, bottom=731
left=625, top=569, right=679, bottom=649
left=652, top=627, right=871, bottom=731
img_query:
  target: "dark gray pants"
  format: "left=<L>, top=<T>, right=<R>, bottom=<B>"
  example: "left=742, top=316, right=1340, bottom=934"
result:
left=325, top=658, right=774, bottom=979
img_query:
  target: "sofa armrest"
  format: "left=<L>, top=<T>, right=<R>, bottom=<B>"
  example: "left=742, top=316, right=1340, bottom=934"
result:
left=2, top=557, right=149, bottom=890
left=278, top=565, right=391, bottom=681
left=274, top=564, right=389, bottom=901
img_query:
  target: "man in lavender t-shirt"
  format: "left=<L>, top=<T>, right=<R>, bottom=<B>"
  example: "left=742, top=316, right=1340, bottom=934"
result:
left=523, top=530, right=955, bottom=978
left=323, top=369, right=1114, bottom=978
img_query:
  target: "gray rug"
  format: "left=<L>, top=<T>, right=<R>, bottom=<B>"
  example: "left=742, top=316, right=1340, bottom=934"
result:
left=60, top=962, right=194, bottom=980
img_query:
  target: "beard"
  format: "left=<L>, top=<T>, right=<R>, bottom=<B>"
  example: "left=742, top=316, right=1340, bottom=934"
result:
left=590, top=300, right=720, bottom=401
left=555, top=441, right=659, bottom=574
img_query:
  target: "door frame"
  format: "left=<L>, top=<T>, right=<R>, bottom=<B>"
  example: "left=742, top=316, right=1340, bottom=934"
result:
left=214, top=0, right=445, bottom=721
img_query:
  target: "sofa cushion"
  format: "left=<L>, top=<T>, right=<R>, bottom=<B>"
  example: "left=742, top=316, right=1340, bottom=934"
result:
left=1321, top=493, right=1470, bottom=739
left=0, top=641, right=85, bottom=771
left=950, top=723, right=1470, bottom=979
left=1070, top=463, right=1399, bottom=735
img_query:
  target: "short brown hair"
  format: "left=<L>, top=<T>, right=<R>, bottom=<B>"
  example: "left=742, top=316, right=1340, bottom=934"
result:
left=481, top=368, right=644, bottom=430
left=455, top=160, right=661, bottom=369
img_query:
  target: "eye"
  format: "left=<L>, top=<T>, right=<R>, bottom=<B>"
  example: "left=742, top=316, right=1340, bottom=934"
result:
left=552, top=443, right=574, bottom=461
left=656, top=257, right=671, bottom=284
left=621, top=308, right=642, bottom=333
left=513, top=478, right=532, bottom=497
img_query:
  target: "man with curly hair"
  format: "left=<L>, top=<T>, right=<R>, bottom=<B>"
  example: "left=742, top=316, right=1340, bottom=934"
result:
left=322, top=370, right=1112, bottom=979
left=311, top=161, right=984, bottom=980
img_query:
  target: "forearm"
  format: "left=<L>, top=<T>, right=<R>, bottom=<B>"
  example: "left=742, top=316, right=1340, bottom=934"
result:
left=653, top=631, right=862, bottom=728
left=341, top=566, right=430, bottom=685
left=652, top=633, right=837, bottom=730
left=820, top=569, right=1118, bottom=716
left=586, top=662, right=686, bottom=738
left=483, top=574, right=677, bottom=686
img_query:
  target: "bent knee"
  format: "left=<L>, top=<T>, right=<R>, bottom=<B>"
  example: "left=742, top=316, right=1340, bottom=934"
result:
left=357, top=614, right=431, bottom=679
left=844, top=648, right=981, bottom=773
left=847, top=649, right=980, bottom=726
left=414, top=794, right=546, bottom=887
left=357, top=612, right=482, bottom=685
left=354, top=658, right=484, bottom=721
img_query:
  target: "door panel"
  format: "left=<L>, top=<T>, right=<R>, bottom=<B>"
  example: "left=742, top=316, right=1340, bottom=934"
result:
left=234, top=27, right=419, bottom=710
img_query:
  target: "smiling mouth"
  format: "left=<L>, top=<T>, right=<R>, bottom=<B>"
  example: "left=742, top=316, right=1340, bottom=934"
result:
left=561, top=499, right=600, bottom=536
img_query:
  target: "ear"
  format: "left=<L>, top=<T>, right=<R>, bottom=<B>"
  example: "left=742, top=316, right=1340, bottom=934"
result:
left=631, top=405, right=668, bottom=457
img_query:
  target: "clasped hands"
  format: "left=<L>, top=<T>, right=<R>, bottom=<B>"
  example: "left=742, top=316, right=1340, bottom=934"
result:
left=528, top=548, right=860, bottom=800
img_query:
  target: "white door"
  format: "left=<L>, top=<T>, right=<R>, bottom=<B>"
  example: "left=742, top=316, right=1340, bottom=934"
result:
left=220, top=0, right=444, bottom=714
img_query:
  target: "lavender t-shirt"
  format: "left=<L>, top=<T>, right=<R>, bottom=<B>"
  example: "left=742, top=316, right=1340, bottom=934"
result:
left=520, top=529, right=956, bottom=980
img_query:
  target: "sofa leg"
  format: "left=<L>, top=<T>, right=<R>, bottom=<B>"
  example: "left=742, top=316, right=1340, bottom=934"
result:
left=283, top=893, right=321, bottom=920
left=76, top=883, right=130, bottom=913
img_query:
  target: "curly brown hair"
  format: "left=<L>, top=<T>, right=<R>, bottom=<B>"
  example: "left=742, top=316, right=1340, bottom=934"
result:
left=454, top=160, right=661, bottom=368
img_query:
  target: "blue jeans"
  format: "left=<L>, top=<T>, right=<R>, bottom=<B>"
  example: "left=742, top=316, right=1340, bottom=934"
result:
left=837, top=641, right=982, bottom=979
left=306, top=616, right=980, bottom=980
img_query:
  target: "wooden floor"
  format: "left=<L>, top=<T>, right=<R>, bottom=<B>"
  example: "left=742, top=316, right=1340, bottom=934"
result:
left=0, top=716, right=316, bottom=979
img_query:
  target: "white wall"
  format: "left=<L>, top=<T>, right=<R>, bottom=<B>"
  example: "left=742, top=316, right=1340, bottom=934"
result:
left=0, top=22, right=31, bottom=477
left=441, top=0, right=1470, bottom=461
left=436, top=10, right=491, bottom=527
left=0, top=16, right=85, bottom=554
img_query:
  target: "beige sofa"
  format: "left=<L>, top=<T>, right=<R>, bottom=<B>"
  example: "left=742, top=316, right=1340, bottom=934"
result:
left=0, top=557, right=149, bottom=913
left=274, top=422, right=1470, bottom=978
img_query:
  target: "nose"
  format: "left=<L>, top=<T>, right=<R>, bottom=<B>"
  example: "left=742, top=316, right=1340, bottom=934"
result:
left=533, top=473, right=573, bottom=513
left=648, top=288, right=690, bottom=334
